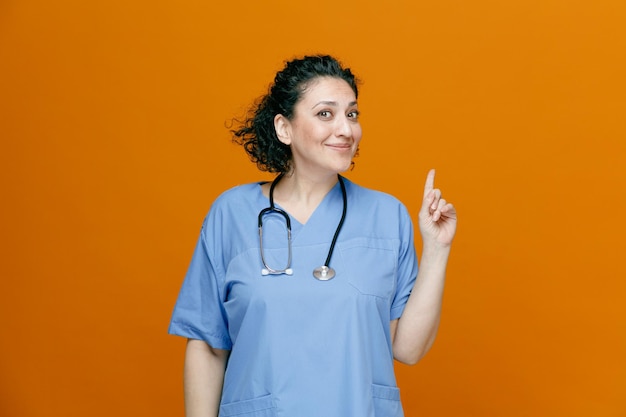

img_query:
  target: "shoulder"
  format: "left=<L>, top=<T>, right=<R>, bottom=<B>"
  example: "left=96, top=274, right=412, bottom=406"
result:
left=343, top=177, right=407, bottom=211
left=202, top=182, right=263, bottom=223
left=212, top=182, right=262, bottom=207
left=341, top=177, right=415, bottom=245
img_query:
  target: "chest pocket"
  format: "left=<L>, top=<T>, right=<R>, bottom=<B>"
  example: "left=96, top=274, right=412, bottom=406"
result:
left=339, top=237, right=398, bottom=299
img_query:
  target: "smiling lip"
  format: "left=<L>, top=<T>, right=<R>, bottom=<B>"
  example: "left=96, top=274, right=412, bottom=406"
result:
left=326, top=143, right=352, bottom=150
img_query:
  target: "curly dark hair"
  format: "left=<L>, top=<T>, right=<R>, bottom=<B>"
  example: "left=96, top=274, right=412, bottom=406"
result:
left=231, top=55, right=359, bottom=173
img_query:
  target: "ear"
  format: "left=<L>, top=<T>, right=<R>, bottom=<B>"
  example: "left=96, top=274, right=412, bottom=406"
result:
left=274, top=114, right=292, bottom=146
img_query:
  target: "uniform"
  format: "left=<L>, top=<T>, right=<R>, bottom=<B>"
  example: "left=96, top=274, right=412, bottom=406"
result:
left=169, top=178, right=418, bottom=416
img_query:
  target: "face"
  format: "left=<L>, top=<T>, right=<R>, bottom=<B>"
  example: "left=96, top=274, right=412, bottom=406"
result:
left=274, top=77, right=362, bottom=178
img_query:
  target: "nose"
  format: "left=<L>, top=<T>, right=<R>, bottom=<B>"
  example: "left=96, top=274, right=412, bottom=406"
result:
left=335, top=114, right=354, bottom=138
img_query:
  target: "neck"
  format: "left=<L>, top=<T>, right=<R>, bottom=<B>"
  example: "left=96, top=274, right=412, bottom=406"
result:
left=278, top=170, right=338, bottom=201
left=269, top=171, right=340, bottom=224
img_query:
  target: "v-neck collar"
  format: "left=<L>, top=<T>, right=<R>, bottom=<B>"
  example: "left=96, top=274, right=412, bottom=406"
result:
left=256, top=179, right=345, bottom=241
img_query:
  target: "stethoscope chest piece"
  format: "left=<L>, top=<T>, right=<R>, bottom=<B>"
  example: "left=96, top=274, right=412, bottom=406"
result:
left=313, top=266, right=335, bottom=281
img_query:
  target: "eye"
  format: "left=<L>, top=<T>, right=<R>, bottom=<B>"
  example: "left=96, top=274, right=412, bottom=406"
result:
left=347, top=110, right=360, bottom=120
left=317, top=110, right=332, bottom=119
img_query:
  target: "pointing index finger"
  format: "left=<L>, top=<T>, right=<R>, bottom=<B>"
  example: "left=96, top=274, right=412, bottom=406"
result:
left=423, top=169, right=436, bottom=198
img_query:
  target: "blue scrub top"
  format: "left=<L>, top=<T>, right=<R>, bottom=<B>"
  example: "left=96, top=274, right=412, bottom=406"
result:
left=169, top=178, right=418, bottom=417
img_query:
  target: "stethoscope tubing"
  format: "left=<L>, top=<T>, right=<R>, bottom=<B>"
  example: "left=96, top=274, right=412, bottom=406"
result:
left=258, top=205, right=293, bottom=275
left=257, top=174, right=347, bottom=279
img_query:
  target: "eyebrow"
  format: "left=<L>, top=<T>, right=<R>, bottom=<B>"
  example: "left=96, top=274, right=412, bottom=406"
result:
left=311, top=100, right=358, bottom=109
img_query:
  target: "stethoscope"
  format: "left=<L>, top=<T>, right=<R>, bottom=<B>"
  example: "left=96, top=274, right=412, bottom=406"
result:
left=258, top=173, right=347, bottom=281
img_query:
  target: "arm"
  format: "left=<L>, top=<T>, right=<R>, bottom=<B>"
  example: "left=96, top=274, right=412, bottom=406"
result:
left=392, top=169, right=457, bottom=365
left=184, top=338, right=230, bottom=417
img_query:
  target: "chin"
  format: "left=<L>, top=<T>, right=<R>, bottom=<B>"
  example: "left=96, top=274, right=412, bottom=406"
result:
left=336, top=161, right=354, bottom=173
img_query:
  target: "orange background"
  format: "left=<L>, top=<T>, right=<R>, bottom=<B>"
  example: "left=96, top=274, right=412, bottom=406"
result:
left=1, top=0, right=625, bottom=416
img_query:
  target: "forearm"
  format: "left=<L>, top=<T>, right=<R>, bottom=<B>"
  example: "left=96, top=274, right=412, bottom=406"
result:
left=393, top=244, right=450, bottom=365
left=184, top=339, right=229, bottom=417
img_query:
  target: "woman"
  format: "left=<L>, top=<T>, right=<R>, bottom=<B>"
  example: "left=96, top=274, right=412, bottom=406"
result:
left=169, top=55, right=456, bottom=417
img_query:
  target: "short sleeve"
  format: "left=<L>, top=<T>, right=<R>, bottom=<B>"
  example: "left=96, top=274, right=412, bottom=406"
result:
left=389, top=205, right=418, bottom=320
left=168, top=216, right=232, bottom=350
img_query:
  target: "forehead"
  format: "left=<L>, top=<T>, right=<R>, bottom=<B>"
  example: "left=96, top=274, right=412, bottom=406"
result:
left=299, top=77, right=357, bottom=103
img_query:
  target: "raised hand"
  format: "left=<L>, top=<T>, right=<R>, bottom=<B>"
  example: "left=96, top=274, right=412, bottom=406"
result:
left=418, top=169, right=457, bottom=247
